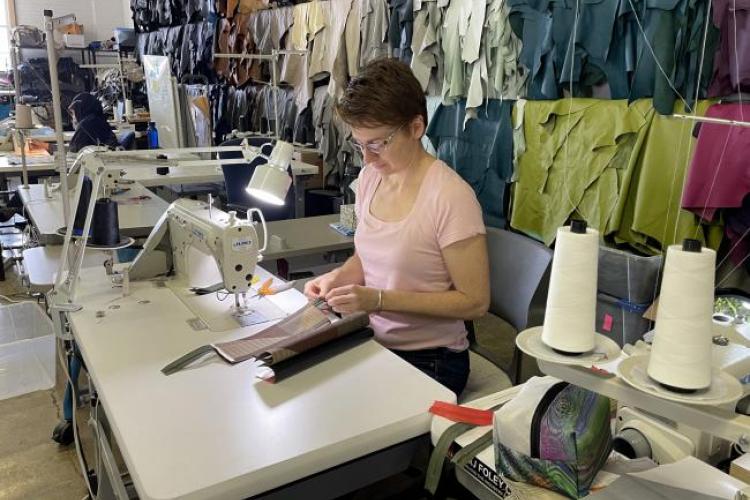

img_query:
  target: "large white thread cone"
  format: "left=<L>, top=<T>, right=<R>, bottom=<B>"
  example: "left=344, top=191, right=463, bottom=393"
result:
left=648, top=241, right=716, bottom=391
left=541, top=223, right=599, bottom=353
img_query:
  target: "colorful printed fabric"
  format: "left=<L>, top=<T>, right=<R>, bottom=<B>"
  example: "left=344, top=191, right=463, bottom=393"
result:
left=495, top=385, right=612, bottom=499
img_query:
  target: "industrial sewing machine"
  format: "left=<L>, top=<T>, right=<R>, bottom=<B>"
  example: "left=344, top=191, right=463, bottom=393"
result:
left=48, top=140, right=293, bottom=333
left=128, top=198, right=268, bottom=314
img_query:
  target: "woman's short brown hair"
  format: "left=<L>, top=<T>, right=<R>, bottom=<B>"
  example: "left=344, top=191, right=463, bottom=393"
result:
left=336, top=58, right=428, bottom=129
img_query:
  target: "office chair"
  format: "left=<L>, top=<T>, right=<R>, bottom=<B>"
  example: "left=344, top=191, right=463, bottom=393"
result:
left=118, top=131, right=136, bottom=150
left=218, top=137, right=294, bottom=221
left=461, top=227, right=553, bottom=402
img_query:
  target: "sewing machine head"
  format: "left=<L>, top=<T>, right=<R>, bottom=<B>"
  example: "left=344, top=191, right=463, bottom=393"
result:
left=129, top=199, right=266, bottom=298
left=168, top=199, right=260, bottom=294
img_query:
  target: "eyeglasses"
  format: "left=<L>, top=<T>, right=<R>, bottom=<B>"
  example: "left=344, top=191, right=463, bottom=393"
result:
left=351, top=123, right=407, bottom=156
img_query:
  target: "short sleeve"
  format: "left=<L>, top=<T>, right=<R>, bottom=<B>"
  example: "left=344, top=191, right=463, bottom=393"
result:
left=354, top=177, right=362, bottom=221
left=435, top=174, right=486, bottom=249
left=354, top=166, right=372, bottom=221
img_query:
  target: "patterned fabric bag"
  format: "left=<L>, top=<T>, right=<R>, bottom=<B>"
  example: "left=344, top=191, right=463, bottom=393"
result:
left=493, top=376, right=612, bottom=498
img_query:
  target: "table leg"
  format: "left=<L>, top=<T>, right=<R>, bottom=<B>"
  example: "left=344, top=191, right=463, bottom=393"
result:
left=253, top=435, right=429, bottom=500
left=0, top=240, right=6, bottom=281
left=293, top=174, right=311, bottom=219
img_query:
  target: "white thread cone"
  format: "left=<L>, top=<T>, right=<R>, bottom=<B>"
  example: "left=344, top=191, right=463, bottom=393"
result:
left=542, top=225, right=599, bottom=353
left=648, top=243, right=716, bottom=390
left=15, top=105, right=32, bottom=129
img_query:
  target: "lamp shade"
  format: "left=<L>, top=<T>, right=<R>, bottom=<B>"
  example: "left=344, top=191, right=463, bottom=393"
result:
left=246, top=164, right=291, bottom=205
left=245, top=141, right=294, bottom=206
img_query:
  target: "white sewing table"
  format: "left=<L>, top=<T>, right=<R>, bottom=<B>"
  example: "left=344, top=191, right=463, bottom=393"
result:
left=0, top=155, right=61, bottom=173
left=67, top=265, right=453, bottom=499
left=0, top=155, right=61, bottom=189
left=18, top=183, right=168, bottom=244
left=22, top=245, right=110, bottom=293
left=264, top=214, right=354, bottom=261
left=31, top=129, right=144, bottom=143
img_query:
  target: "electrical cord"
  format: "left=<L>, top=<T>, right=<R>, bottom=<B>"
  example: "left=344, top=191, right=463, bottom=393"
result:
left=0, top=294, right=29, bottom=303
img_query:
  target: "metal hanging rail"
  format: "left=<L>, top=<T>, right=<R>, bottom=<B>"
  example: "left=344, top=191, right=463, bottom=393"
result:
left=213, top=49, right=307, bottom=140
left=671, top=113, right=750, bottom=128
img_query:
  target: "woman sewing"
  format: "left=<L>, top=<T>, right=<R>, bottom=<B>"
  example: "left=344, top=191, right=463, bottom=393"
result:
left=304, top=59, right=490, bottom=397
left=67, top=92, right=119, bottom=153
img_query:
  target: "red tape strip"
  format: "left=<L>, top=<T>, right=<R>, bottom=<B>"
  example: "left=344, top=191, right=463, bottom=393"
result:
left=429, top=401, right=494, bottom=426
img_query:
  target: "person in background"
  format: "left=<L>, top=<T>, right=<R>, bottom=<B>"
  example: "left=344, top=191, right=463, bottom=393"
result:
left=303, top=59, right=490, bottom=397
left=68, top=92, right=119, bottom=153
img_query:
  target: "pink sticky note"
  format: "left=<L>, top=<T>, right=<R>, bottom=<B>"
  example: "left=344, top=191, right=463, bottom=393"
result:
left=602, top=313, right=613, bottom=332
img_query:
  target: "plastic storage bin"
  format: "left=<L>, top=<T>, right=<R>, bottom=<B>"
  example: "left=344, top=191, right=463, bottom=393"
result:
left=598, top=247, right=662, bottom=304
left=595, top=292, right=653, bottom=348
left=0, top=302, right=55, bottom=401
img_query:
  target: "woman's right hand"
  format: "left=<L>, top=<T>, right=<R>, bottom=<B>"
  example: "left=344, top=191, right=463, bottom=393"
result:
left=303, top=272, right=337, bottom=300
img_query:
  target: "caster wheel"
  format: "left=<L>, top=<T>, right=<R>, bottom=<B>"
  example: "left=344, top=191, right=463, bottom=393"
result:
left=52, top=420, right=74, bottom=445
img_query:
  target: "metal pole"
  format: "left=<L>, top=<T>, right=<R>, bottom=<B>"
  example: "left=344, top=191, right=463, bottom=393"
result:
left=44, top=9, right=70, bottom=225
left=671, top=113, right=750, bottom=128
left=55, top=171, right=86, bottom=292
left=103, top=144, right=254, bottom=157
left=118, top=52, right=128, bottom=118
left=18, top=129, right=29, bottom=188
left=213, top=53, right=278, bottom=61
left=271, top=56, right=279, bottom=139
left=10, top=34, right=30, bottom=190
left=78, top=64, right=121, bottom=69
left=10, top=33, right=20, bottom=114
left=70, top=171, right=102, bottom=303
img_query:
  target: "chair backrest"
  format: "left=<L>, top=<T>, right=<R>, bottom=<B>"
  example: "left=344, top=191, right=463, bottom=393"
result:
left=218, top=137, right=294, bottom=221
left=487, top=227, right=553, bottom=332
left=118, top=131, right=136, bottom=150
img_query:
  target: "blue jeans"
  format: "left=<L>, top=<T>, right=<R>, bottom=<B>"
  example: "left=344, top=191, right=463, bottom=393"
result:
left=392, top=347, right=470, bottom=397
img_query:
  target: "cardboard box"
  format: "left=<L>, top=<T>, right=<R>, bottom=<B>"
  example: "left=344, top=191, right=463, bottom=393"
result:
left=295, top=150, right=324, bottom=189
left=58, top=23, right=83, bottom=35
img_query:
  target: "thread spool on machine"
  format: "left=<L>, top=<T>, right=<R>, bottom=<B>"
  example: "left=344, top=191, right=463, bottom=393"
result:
left=648, top=239, right=714, bottom=394
left=515, top=220, right=621, bottom=367
left=616, top=238, right=744, bottom=406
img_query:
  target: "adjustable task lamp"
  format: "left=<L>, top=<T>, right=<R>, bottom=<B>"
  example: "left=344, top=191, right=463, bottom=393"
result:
left=245, top=141, right=294, bottom=206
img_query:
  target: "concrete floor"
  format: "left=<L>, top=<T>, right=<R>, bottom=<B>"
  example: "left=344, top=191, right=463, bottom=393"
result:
left=0, top=268, right=88, bottom=500
left=0, top=264, right=523, bottom=500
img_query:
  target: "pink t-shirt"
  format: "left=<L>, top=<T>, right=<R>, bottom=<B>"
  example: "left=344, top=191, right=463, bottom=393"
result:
left=354, top=160, right=486, bottom=351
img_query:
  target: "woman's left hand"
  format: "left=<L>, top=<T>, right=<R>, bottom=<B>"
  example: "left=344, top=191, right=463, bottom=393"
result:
left=325, top=285, right=380, bottom=314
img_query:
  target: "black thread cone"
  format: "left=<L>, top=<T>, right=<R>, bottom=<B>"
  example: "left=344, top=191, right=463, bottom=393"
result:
left=91, top=198, right=120, bottom=246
